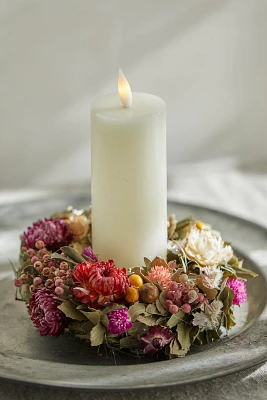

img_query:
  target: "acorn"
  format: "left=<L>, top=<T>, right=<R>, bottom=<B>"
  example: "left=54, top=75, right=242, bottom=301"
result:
left=140, top=283, right=159, bottom=303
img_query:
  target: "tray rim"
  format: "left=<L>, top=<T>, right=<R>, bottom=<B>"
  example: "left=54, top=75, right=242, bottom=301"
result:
left=0, top=199, right=266, bottom=390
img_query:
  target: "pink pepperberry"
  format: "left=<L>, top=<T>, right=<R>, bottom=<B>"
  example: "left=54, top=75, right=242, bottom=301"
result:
left=197, top=293, right=205, bottom=302
left=42, top=267, right=51, bottom=276
left=34, top=261, right=43, bottom=271
left=13, top=278, right=23, bottom=287
left=31, top=256, right=39, bottom=264
left=55, top=279, right=63, bottom=287
left=173, top=299, right=182, bottom=307
left=60, top=262, right=69, bottom=271
left=164, top=299, right=173, bottom=308
left=55, top=286, right=64, bottom=296
left=48, top=261, right=56, bottom=268
left=45, top=279, right=55, bottom=289
left=166, top=291, right=175, bottom=301
left=27, top=249, right=35, bottom=257
left=35, top=240, right=45, bottom=249
left=169, top=281, right=178, bottom=291
left=169, top=304, right=179, bottom=314
left=174, top=290, right=182, bottom=300
left=182, top=303, right=191, bottom=313
left=43, top=254, right=50, bottom=263
left=33, top=277, right=43, bottom=286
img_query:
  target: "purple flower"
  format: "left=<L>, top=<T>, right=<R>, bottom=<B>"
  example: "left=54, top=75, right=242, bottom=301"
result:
left=140, top=325, right=174, bottom=356
left=22, top=218, right=72, bottom=251
left=29, top=288, right=65, bottom=336
left=227, top=277, right=247, bottom=305
left=82, top=246, right=98, bottom=262
left=107, top=308, right=132, bottom=335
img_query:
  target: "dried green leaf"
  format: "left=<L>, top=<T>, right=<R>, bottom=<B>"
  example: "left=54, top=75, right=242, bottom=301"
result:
left=156, top=298, right=167, bottom=315
left=127, top=321, right=147, bottom=337
left=82, top=320, right=95, bottom=334
left=177, top=322, right=191, bottom=354
left=80, top=311, right=101, bottom=325
left=58, top=301, right=85, bottom=321
left=167, top=311, right=185, bottom=328
left=90, top=322, right=106, bottom=346
left=196, top=278, right=218, bottom=299
left=128, top=303, right=147, bottom=322
left=156, top=316, right=168, bottom=326
left=60, top=246, right=85, bottom=263
left=101, top=304, right=125, bottom=314
left=211, top=329, right=221, bottom=340
left=19, top=284, right=31, bottom=303
left=51, top=252, right=77, bottom=265
left=144, top=257, right=152, bottom=269
left=120, top=337, right=139, bottom=349
left=221, top=264, right=237, bottom=277
left=100, top=314, right=109, bottom=328
left=137, top=315, right=157, bottom=326
left=232, top=266, right=258, bottom=279
left=146, top=303, right=160, bottom=315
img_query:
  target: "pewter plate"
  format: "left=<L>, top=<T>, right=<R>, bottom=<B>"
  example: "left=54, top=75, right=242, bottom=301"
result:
left=0, top=194, right=267, bottom=390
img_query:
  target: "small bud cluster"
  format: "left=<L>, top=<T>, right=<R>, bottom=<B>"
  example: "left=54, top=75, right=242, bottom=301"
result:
left=164, top=274, right=207, bottom=314
left=14, top=242, right=73, bottom=298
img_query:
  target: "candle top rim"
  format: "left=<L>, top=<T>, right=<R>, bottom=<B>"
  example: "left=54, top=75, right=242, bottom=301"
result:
left=91, top=92, right=165, bottom=120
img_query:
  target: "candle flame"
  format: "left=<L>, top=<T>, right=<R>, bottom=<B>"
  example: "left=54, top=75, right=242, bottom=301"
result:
left=118, top=68, right=132, bottom=107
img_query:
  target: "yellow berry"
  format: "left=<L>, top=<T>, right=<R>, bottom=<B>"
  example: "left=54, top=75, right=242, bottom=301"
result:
left=129, top=274, right=143, bottom=288
left=124, top=287, right=140, bottom=303
left=196, top=221, right=205, bottom=230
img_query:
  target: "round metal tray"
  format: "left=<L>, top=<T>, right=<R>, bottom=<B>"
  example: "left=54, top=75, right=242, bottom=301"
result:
left=0, top=194, right=266, bottom=389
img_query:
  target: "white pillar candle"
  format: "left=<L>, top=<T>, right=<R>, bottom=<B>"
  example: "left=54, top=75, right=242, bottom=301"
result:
left=91, top=70, right=167, bottom=269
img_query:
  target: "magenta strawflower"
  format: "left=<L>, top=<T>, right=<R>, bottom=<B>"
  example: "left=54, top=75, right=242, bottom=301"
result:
left=29, top=288, right=65, bottom=336
left=107, top=308, right=132, bottom=334
left=82, top=246, right=98, bottom=262
left=140, top=325, right=175, bottom=355
left=22, top=218, right=72, bottom=251
left=227, top=277, right=247, bottom=305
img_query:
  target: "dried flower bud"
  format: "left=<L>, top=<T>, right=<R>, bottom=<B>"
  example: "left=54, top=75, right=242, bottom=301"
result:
left=33, top=277, right=43, bottom=286
left=45, top=279, right=55, bottom=289
left=34, top=261, right=43, bottom=271
left=13, top=278, right=23, bottom=287
left=35, top=240, right=45, bottom=249
left=59, top=262, right=69, bottom=271
left=42, top=267, right=51, bottom=276
left=27, top=249, right=35, bottom=257
left=55, top=286, right=64, bottom=296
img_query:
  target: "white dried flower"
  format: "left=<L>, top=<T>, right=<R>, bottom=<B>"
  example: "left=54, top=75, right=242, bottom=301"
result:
left=200, top=265, right=224, bottom=289
left=184, top=227, right=233, bottom=266
left=192, top=300, right=223, bottom=330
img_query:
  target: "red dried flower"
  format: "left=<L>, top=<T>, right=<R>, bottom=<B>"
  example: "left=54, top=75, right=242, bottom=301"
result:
left=29, top=288, right=65, bottom=336
left=22, top=218, right=72, bottom=251
left=72, top=260, right=130, bottom=309
left=140, top=325, right=175, bottom=355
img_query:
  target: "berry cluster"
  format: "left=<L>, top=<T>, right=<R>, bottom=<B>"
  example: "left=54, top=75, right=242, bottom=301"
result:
left=164, top=274, right=206, bottom=314
left=14, top=241, right=72, bottom=297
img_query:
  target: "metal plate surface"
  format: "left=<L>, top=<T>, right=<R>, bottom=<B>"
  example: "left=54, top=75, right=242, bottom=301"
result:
left=0, top=194, right=266, bottom=389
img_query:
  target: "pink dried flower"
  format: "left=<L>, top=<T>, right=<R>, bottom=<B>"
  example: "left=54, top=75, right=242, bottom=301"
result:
left=82, top=247, right=98, bottom=262
left=107, top=308, right=132, bottom=334
left=147, top=266, right=172, bottom=289
left=29, top=288, right=65, bottom=336
left=140, top=325, right=175, bottom=356
left=22, top=218, right=72, bottom=251
left=227, top=278, right=247, bottom=305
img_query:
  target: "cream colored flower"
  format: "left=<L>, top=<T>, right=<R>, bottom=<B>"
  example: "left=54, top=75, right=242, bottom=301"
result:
left=192, top=300, right=223, bottom=330
left=184, top=226, right=233, bottom=266
left=200, top=265, right=224, bottom=289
